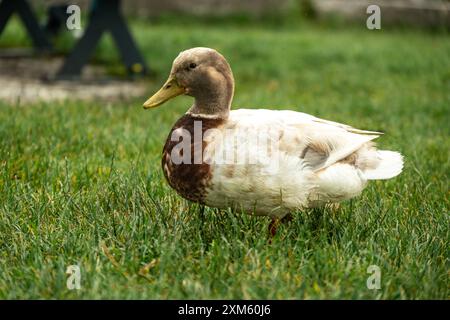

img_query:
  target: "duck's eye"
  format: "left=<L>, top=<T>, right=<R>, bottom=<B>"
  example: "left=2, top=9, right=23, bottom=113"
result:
left=189, top=63, right=197, bottom=69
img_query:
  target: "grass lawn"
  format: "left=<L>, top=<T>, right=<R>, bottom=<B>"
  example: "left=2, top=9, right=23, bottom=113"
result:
left=0, top=17, right=449, bottom=299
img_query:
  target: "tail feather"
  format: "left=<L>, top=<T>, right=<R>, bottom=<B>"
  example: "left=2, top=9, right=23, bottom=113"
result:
left=363, top=151, right=404, bottom=180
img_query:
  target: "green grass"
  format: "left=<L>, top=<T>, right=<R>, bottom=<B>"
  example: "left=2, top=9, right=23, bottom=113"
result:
left=0, top=17, right=449, bottom=299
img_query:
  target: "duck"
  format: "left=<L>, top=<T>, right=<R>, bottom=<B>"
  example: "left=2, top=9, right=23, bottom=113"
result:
left=143, top=47, right=403, bottom=235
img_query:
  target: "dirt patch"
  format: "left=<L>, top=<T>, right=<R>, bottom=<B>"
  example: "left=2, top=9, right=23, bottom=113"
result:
left=0, top=53, right=148, bottom=104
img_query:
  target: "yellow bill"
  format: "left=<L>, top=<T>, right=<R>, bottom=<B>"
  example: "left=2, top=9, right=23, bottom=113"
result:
left=143, top=75, right=186, bottom=109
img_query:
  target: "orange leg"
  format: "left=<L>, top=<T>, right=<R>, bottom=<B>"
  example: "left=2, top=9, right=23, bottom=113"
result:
left=268, top=218, right=279, bottom=238
left=268, top=214, right=293, bottom=241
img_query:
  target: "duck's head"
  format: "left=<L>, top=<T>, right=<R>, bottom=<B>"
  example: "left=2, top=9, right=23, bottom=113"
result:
left=143, top=47, right=234, bottom=119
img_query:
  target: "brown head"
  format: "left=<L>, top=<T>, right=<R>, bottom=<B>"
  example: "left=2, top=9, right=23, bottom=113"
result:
left=143, top=47, right=234, bottom=119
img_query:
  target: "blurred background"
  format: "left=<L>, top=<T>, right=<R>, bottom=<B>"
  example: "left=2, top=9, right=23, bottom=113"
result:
left=0, top=0, right=448, bottom=104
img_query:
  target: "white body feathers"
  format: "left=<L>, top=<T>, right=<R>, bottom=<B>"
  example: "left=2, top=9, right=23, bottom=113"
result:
left=203, top=109, right=403, bottom=218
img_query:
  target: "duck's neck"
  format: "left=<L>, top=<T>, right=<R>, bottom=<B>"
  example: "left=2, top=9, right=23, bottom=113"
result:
left=187, top=72, right=234, bottom=120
